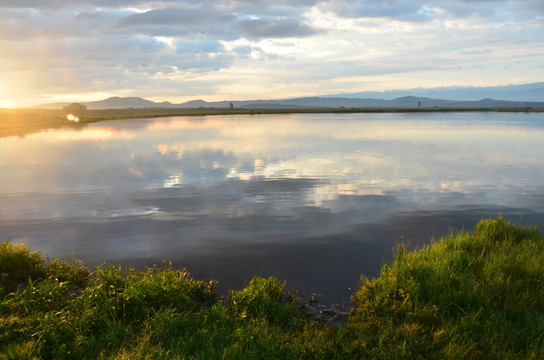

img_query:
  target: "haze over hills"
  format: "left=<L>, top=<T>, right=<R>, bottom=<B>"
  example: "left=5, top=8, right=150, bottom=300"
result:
left=326, top=82, right=544, bottom=102
left=35, top=82, right=544, bottom=110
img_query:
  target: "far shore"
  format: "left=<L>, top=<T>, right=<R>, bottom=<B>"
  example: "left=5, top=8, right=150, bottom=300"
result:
left=1, top=105, right=543, bottom=138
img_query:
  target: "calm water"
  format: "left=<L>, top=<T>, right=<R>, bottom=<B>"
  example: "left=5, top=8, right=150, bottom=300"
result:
left=1, top=112, right=544, bottom=304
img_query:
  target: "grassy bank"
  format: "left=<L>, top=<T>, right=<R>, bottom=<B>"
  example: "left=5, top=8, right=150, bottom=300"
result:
left=2, top=106, right=543, bottom=138
left=1, top=217, right=543, bottom=359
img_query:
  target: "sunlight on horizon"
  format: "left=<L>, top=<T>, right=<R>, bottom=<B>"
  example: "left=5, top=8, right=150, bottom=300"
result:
left=0, top=100, right=25, bottom=109
left=0, top=92, right=123, bottom=109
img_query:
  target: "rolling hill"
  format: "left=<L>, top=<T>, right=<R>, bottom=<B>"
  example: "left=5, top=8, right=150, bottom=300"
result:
left=33, top=83, right=544, bottom=110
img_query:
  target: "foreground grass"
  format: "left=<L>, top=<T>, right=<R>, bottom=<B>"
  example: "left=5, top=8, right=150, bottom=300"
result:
left=1, top=217, right=543, bottom=359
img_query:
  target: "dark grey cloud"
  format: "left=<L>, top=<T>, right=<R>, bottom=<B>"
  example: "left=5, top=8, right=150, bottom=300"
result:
left=210, top=0, right=319, bottom=16
left=114, top=7, right=322, bottom=40
left=116, top=8, right=231, bottom=28
left=0, top=8, right=130, bottom=40
left=234, top=19, right=319, bottom=38
left=0, top=0, right=162, bottom=9
left=113, top=8, right=238, bottom=39
left=512, top=0, right=544, bottom=14
left=0, top=0, right=320, bottom=12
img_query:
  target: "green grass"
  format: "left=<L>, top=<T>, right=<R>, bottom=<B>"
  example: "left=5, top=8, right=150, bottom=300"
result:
left=1, top=217, right=543, bottom=359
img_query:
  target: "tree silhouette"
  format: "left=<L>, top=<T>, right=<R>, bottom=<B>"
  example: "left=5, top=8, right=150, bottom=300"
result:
left=62, top=103, right=87, bottom=119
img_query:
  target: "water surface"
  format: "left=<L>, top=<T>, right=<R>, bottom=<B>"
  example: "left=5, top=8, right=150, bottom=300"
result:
left=1, top=112, right=543, bottom=304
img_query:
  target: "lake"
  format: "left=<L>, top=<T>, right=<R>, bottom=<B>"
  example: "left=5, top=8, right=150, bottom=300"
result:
left=1, top=112, right=544, bottom=305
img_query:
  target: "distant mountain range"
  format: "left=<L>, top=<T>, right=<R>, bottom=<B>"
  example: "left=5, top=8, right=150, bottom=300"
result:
left=35, top=82, right=544, bottom=110
left=326, top=82, right=544, bottom=102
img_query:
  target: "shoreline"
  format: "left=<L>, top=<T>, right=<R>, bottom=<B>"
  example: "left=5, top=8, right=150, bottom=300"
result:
left=2, top=217, right=543, bottom=358
left=1, top=105, right=543, bottom=138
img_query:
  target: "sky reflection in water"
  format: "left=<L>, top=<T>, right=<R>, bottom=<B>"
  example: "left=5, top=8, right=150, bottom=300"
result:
left=1, top=112, right=544, bottom=304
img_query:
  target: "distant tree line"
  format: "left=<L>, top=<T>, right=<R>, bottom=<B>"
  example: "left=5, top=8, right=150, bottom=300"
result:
left=62, top=103, right=87, bottom=119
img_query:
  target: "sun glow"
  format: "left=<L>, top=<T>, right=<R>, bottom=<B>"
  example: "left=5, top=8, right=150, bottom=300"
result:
left=66, top=114, right=80, bottom=122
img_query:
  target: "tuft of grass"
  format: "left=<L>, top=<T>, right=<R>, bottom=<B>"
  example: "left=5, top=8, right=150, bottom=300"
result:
left=0, top=242, right=90, bottom=297
left=0, top=242, right=46, bottom=294
left=228, top=277, right=300, bottom=325
left=347, top=216, right=544, bottom=359
left=1, top=217, right=543, bottom=359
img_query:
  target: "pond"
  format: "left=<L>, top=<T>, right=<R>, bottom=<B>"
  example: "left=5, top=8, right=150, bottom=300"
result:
left=1, top=112, right=544, bottom=305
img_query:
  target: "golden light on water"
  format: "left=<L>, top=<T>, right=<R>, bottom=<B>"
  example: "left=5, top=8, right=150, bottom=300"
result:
left=157, top=144, right=168, bottom=155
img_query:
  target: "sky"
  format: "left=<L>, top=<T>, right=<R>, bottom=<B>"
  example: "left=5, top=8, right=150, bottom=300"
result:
left=1, top=0, right=543, bottom=107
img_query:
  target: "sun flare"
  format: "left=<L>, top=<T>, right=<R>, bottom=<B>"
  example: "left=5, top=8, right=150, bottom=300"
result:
left=66, top=114, right=80, bottom=123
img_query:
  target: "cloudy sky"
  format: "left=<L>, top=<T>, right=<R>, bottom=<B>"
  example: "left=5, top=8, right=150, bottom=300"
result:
left=1, top=0, right=543, bottom=107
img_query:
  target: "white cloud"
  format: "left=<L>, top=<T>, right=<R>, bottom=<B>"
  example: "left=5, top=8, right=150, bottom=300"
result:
left=0, top=0, right=542, bottom=107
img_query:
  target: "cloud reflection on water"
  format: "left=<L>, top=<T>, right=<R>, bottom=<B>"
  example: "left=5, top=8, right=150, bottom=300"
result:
left=1, top=112, right=544, bottom=304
